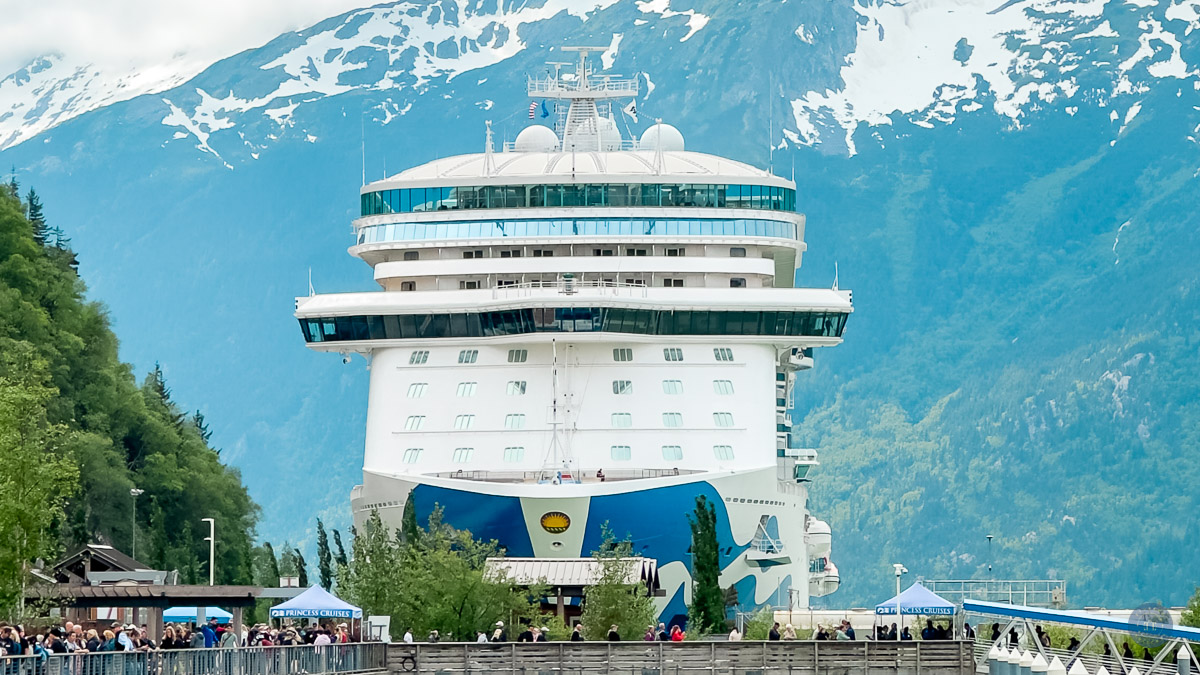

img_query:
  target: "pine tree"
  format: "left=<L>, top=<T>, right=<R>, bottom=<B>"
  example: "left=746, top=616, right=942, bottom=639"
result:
left=316, top=519, right=333, bottom=590
left=579, top=524, right=656, bottom=641
left=193, top=411, right=213, bottom=443
left=5, top=166, right=16, bottom=200
left=332, top=530, right=348, bottom=568
left=687, top=495, right=725, bottom=635
left=25, top=188, right=47, bottom=246
left=401, top=490, right=420, bottom=544
left=263, top=542, right=281, bottom=583
left=294, top=548, right=309, bottom=587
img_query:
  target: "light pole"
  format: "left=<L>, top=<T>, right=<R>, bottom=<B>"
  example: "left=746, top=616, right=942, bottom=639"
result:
left=202, top=518, right=216, bottom=586
left=130, top=488, right=144, bottom=560
left=893, top=563, right=907, bottom=640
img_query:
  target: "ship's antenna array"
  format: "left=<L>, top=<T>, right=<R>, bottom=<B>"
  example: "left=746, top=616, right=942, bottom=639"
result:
left=542, top=339, right=578, bottom=484
left=529, top=47, right=638, bottom=152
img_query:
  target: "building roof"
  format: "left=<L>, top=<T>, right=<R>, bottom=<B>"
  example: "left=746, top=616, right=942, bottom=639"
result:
left=52, top=544, right=152, bottom=582
left=27, top=584, right=266, bottom=608
left=485, top=556, right=659, bottom=591
left=366, top=150, right=793, bottom=190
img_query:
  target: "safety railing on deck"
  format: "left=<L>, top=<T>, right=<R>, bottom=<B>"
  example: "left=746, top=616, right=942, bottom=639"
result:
left=0, top=643, right=387, bottom=675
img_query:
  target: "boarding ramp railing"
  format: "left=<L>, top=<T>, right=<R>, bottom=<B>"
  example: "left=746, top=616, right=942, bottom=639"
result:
left=0, top=643, right=387, bottom=675
left=386, top=640, right=975, bottom=675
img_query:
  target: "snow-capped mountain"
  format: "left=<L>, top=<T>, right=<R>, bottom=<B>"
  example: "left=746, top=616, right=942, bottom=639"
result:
left=2, top=0, right=1199, bottom=607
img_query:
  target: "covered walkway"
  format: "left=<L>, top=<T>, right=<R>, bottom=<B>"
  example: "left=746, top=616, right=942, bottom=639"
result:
left=963, top=599, right=1200, bottom=675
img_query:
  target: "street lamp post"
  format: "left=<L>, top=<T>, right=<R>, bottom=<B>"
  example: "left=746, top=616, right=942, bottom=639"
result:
left=130, top=488, right=144, bottom=560
left=893, top=563, right=907, bottom=640
left=201, top=518, right=216, bottom=586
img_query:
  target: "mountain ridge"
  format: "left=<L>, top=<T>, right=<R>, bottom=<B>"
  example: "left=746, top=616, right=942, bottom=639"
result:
left=1, top=0, right=1197, bottom=606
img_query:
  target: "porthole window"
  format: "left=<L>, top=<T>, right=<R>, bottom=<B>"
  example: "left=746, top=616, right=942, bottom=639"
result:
left=661, top=445, right=683, bottom=461
left=452, top=447, right=474, bottom=463
left=714, top=348, right=735, bottom=361
left=508, top=349, right=528, bottom=363
left=503, top=447, right=525, bottom=462
left=456, top=382, right=477, bottom=397
left=409, top=350, right=430, bottom=365
left=406, top=383, right=428, bottom=398
left=507, top=381, right=527, bottom=395
left=714, top=445, right=735, bottom=461
left=401, top=448, right=422, bottom=463
left=454, top=415, right=475, bottom=430
left=613, top=348, right=633, bottom=362
left=662, top=380, right=684, bottom=395
left=612, top=380, right=633, bottom=395
left=713, top=380, right=735, bottom=395
left=663, top=348, right=684, bottom=362
left=611, top=413, right=632, bottom=428
left=504, top=414, right=526, bottom=429
left=713, top=412, right=735, bottom=427
left=404, top=416, right=425, bottom=431
left=610, top=445, right=632, bottom=461
left=458, top=349, right=479, bottom=364
left=730, top=247, right=746, bottom=257
left=662, top=413, right=683, bottom=427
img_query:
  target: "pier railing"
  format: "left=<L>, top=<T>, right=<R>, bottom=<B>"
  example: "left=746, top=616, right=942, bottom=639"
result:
left=0, top=643, right=387, bottom=675
left=385, top=640, right=974, bottom=675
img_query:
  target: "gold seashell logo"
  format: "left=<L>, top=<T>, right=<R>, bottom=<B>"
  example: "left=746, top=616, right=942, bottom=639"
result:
left=540, top=512, right=571, bottom=534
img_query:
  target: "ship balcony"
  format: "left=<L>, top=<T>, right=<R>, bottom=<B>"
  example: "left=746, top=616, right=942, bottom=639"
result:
left=423, top=467, right=703, bottom=485
left=809, top=560, right=841, bottom=597
left=746, top=517, right=790, bottom=566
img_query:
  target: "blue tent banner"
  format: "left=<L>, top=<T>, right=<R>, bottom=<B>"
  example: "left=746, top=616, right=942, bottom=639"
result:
left=875, top=582, right=957, bottom=615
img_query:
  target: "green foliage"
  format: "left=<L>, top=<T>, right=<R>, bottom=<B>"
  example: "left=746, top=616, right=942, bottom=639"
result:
left=340, top=508, right=544, bottom=641
left=316, top=518, right=333, bottom=590
left=1182, top=587, right=1200, bottom=629
left=579, top=524, right=657, bottom=641
left=687, top=496, right=725, bottom=635
left=332, top=529, right=348, bottom=568
left=294, top=548, right=309, bottom=587
left=401, top=492, right=419, bottom=543
left=742, top=608, right=775, bottom=640
left=0, top=346, right=80, bottom=613
left=24, top=189, right=45, bottom=247
left=0, top=187, right=259, bottom=616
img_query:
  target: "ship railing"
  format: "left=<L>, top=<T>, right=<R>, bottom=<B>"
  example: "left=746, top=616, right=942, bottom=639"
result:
left=502, top=139, right=642, bottom=152
left=492, top=278, right=651, bottom=299
left=426, top=468, right=699, bottom=483
left=526, top=76, right=639, bottom=96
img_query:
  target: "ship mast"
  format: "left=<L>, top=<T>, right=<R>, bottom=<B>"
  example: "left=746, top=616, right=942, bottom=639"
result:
left=541, top=339, right=578, bottom=484
left=528, top=46, right=638, bottom=151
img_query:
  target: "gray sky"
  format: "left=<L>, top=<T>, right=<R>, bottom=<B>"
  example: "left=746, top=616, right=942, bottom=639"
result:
left=0, top=0, right=373, bottom=77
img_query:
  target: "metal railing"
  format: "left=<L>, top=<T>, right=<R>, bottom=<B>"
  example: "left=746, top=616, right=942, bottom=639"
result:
left=0, top=643, right=386, bottom=675
left=386, top=640, right=974, bottom=675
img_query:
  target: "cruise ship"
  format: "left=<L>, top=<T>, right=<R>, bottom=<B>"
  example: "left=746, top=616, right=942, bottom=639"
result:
left=296, top=47, right=850, bottom=624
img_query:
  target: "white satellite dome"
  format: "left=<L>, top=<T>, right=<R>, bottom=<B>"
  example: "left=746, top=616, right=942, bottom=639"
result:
left=514, top=125, right=560, bottom=152
left=597, top=116, right=622, bottom=151
left=639, top=122, right=685, bottom=151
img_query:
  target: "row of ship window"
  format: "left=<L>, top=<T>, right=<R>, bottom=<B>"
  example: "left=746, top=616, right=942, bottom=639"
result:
left=360, top=183, right=797, bottom=216
left=407, top=378, right=735, bottom=398
left=411, top=347, right=735, bottom=365
left=401, top=412, right=737, bottom=430
left=355, top=218, right=799, bottom=243
left=301, top=308, right=848, bottom=342
left=397, top=444, right=736, bottom=464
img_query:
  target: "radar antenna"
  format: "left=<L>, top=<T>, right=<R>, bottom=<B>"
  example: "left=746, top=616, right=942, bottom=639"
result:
left=540, top=339, right=579, bottom=484
left=528, top=46, right=638, bottom=152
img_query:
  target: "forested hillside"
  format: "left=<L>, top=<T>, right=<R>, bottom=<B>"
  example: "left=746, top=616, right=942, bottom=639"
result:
left=0, top=183, right=259, bottom=615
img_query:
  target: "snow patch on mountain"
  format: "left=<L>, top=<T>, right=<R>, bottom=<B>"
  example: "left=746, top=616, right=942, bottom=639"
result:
left=636, top=0, right=710, bottom=42
left=160, top=0, right=620, bottom=160
left=0, top=53, right=206, bottom=150
left=788, top=0, right=1200, bottom=155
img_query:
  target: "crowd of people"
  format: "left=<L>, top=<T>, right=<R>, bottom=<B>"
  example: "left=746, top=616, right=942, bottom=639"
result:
left=0, top=617, right=360, bottom=657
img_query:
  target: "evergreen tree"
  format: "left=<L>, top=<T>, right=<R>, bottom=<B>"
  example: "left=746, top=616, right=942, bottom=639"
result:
left=24, top=188, right=47, bottom=246
left=332, top=530, right=348, bottom=568
left=263, top=542, right=281, bottom=583
left=687, top=495, right=724, bottom=635
left=294, top=548, right=309, bottom=587
left=579, top=524, right=656, bottom=641
left=193, top=411, right=212, bottom=443
left=5, top=166, right=16, bottom=200
left=316, top=519, right=333, bottom=590
left=401, top=490, right=419, bottom=544
left=1183, top=587, right=1200, bottom=628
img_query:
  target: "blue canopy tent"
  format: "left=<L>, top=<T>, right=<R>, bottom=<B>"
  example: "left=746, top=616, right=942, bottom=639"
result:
left=875, top=582, right=957, bottom=616
left=269, top=586, right=362, bottom=620
left=164, top=606, right=232, bottom=624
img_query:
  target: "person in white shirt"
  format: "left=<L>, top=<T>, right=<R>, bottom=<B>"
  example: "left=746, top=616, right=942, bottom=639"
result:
left=476, top=632, right=488, bottom=643
left=402, top=629, right=413, bottom=644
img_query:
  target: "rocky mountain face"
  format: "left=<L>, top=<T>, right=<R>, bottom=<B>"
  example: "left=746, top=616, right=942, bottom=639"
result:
left=2, top=0, right=1198, bottom=606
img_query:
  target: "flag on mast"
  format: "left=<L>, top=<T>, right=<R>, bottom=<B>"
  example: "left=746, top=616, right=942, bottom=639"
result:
left=540, top=100, right=550, bottom=118
left=622, top=100, right=638, bottom=123
left=528, top=101, right=537, bottom=119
